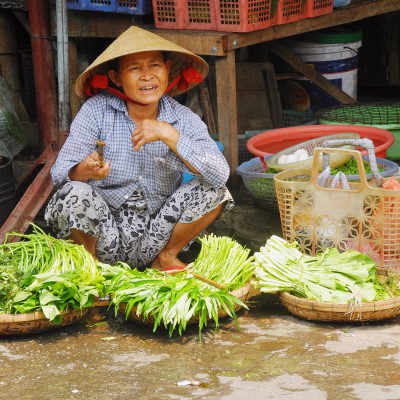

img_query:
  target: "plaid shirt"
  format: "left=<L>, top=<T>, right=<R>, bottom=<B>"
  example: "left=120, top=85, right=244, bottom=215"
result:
left=50, top=92, right=230, bottom=214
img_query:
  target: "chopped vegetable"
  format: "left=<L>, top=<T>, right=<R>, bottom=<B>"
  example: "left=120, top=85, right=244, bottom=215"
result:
left=330, top=157, right=384, bottom=175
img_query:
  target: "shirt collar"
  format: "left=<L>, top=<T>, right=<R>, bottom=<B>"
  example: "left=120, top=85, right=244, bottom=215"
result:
left=108, top=93, right=179, bottom=124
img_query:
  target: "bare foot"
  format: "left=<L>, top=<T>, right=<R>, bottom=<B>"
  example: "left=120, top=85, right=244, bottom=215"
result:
left=151, top=256, right=187, bottom=272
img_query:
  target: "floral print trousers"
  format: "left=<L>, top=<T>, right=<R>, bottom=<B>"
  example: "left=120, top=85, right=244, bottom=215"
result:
left=45, top=179, right=233, bottom=268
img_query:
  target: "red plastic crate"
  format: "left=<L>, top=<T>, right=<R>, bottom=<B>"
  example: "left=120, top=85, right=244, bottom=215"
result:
left=152, top=0, right=218, bottom=30
left=276, top=0, right=307, bottom=25
left=306, top=0, right=333, bottom=17
left=152, top=0, right=277, bottom=32
left=216, top=0, right=277, bottom=33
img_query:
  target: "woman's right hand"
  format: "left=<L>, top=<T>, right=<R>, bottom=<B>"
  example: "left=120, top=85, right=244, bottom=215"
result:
left=68, top=152, right=110, bottom=182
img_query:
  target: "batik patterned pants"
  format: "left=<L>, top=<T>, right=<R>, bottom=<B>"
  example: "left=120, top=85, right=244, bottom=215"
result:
left=45, top=179, right=233, bottom=268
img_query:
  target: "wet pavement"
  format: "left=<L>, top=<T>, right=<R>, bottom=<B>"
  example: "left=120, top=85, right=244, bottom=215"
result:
left=2, top=186, right=400, bottom=400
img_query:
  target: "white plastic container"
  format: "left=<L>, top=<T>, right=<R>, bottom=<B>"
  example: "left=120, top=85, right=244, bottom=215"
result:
left=283, top=28, right=362, bottom=112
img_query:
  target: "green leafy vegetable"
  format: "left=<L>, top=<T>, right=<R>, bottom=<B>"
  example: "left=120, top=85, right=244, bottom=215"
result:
left=253, top=235, right=400, bottom=304
left=0, top=224, right=104, bottom=322
left=100, top=234, right=254, bottom=340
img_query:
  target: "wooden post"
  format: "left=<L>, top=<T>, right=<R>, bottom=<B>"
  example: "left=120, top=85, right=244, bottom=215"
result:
left=216, top=51, right=238, bottom=174
left=28, top=0, right=59, bottom=150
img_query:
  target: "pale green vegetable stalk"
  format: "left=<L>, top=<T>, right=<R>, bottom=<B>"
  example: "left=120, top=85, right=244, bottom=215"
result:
left=99, top=235, right=254, bottom=339
left=253, top=235, right=389, bottom=304
left=0, top=223, right=101, bottom=285
left=0, top=223, right=104, bottom=322
left=100, top=263, right=247, bottom=340
left=189, top=234, right=255, bottom=290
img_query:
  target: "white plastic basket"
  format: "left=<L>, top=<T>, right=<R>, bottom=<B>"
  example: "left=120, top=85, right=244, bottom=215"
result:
left=267, top=132, right=360, bottom=172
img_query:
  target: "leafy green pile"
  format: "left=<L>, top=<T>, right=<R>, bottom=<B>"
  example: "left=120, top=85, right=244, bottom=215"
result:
left=330, top=157, right=384, bottom=175
left=253, top=235, right=400, bottom=304
left=100, top=234, right=255, bottom=339
left=0, top=224, right=104, bottom=324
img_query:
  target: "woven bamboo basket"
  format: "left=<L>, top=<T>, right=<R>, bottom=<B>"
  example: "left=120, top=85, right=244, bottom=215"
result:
left=0, top=308, right=88, bottom=335
left=279, top=269, right=400, bottom=322
left=119, top=282, right=252, bottom=325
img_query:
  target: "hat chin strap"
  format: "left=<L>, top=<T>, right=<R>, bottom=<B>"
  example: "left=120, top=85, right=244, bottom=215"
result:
left=84, top=65, right=203, bottom=103
left=84, top=74, right=148, bottom=106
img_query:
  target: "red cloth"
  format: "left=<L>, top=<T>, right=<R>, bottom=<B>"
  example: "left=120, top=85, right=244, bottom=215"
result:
left=165, top=65, right=203, bottom=94
left=84, top=74, right=132, bottom=102
left=84, top=65, right=203, bottom=101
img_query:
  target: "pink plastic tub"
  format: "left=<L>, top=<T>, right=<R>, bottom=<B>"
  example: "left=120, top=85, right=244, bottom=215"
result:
left=246, top=124, right=395, bottom=159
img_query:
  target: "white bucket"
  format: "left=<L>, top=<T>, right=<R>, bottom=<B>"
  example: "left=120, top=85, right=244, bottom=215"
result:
left=284, top=34, right=362, bottom=112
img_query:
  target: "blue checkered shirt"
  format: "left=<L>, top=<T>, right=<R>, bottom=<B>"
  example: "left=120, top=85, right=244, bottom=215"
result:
left=50, top=92, right=230, bottom=214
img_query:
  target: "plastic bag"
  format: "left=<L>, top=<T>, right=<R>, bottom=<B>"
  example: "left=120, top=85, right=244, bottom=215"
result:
left=0, top=108, right=28, bottom=159
left=317, top=166, right=350, bottom=189
left=330, top=171, right=350, bottom=190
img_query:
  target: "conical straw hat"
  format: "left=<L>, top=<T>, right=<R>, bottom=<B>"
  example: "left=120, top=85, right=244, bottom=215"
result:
left=75, top=26, right=209, bottom=99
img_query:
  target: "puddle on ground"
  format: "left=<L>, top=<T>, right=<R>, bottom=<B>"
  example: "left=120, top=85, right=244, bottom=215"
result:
left=1, top=305, right=400, bottom=399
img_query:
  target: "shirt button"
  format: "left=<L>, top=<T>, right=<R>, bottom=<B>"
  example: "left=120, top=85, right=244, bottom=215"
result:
left=124, top=195, right=129, bottom=199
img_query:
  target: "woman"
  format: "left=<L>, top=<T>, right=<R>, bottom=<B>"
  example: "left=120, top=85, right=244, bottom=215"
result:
left=45, top=26, right=233, bottom=271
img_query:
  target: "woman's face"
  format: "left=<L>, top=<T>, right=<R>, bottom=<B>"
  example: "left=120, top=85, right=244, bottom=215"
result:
left=109, top=51, right=172, bottom=105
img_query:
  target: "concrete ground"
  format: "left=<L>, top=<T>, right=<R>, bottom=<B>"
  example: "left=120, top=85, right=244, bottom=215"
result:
left=1, top=186, right=400, bottom=400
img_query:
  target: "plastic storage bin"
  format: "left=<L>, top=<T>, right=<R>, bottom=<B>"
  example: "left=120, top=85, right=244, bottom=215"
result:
left=152, top=0, right=277, bottom=32
left=66, top=0, right=153, bottom=14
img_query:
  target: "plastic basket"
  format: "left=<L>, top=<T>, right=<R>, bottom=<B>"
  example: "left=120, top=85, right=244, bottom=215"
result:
left=317, top=103, right=400, bottom=160
left=66, top=0, right=153, bottom=14
left=274, top=146, right=400, bottom=269
left=279, top=268, right=400, bottom=322
left=276, top=0, right=307, bottom=25
left=246, top=124, right=395, bottom=159
left=282, top=109, right=316, bottom=127
left=267, top=132, right=360, bottom=172
left=306, top=0, right=333, bottom=17
left=235, top=156, right=279, bottom=209
left=152, top=0, right=277, bottom=32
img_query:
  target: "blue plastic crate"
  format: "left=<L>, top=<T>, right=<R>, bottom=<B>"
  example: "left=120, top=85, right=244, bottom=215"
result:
left=66, top=0, right=153, bottom=15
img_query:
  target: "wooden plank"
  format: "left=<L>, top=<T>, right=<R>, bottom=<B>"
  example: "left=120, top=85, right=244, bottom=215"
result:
left=236, top=62, right=275, bottom=132
left=262, top=63, right=283, bottom=128
left=50, top=0, right=400, bottom=56
left=215, top=51, right=238, bottom=173
left=266, top=40, right=357, bottom=105
left=50, top=8, right=228, bottom=56
left=198, top=81, right=217, bottom=135
left=225, top=0, right=400, bottom=51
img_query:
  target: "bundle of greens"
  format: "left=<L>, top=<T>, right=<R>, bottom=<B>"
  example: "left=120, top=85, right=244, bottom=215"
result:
left=100, top=234, right=255, bottom=339
left=0, top=224, right=104, bottom=323
left=189, top=234, right=255, bottom=290
left=253, top=235, right=400, bottom=304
